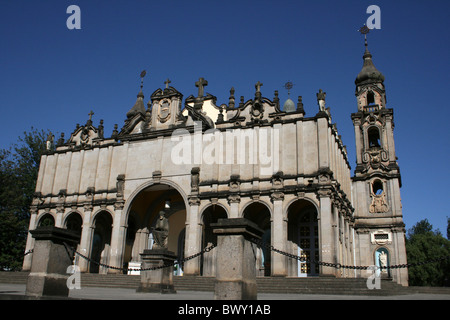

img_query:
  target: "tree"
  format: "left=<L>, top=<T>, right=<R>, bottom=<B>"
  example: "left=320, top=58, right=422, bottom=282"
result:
left=0, top=128, right=49, bottom=270
left=447, top=217, right=449, bottom=240
left=406, top=219, right=450, bottom=286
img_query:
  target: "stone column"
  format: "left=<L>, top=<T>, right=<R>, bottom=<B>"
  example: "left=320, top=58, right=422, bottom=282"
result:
left=271, top=192, right=287, bottom=276
left=78, top=209, right=93, bottom=273
left=22, top=207, right=38, bottom=271
left=317, top=190, right=335, bottom=276
left=211, top=218, right=264, bottom=300
left=109, top=202, right=126, bottom=273
left=26, top=227, right=80, bottom=298
left=183, top=196, right=201, bottom=276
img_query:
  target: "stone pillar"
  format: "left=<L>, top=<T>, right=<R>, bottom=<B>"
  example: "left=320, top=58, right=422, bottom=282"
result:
left=22, top=208, right=38, bottom=271
left=78, top=209, right=93, bottom=273
left=271, top=193, right=287, bottom=276
left=26, top=227, right=80, bottom=298
left=109, top=203, right=126, bottom=273
left=211, top=218, right=264, bottom=300
left=317, top=190, right=335, bottom=276
left=183, top=196, right=201, bottom=276
left=136, top=249, right=177, bottom=294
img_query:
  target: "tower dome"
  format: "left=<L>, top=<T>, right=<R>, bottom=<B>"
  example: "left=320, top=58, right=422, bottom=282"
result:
left=283, top=98, right=296, bottom=112
left=355, top=43, right=385, bottom=86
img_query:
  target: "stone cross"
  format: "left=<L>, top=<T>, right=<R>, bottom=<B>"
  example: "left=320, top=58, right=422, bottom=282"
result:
left=195, top=77, right=208, bottom=97
left=88, top=110, right=94, bottom=121
left=164, top=78, right=171, bottom=89
left=255, top=81, right=263, bottom=92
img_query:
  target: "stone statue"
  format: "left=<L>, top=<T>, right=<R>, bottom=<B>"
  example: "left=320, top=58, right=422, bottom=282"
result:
left=379, top=251, right=388, bottom=272
left=151, top=211, right=169, bottom=250
left=46, top=132, right=54, bottom=151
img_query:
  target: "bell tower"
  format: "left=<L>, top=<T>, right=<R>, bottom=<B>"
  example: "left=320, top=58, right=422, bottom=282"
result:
left=351, top=31, right=408, bottom=286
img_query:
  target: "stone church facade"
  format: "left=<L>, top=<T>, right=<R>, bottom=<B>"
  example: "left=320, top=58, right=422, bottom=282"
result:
left=22, top=43, right=409, bottom=286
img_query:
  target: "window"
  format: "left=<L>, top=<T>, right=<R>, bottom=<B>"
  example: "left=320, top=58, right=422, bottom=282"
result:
left=368, top=127, right=381, bottom=148
left=372, top=180, right=384, bottom=195
left=367, top=91, right=375, bottom=105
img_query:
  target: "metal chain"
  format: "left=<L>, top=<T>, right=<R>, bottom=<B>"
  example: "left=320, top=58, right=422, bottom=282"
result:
left=249, top=237, right=450, bottom=270
left=63, top=242, right=216, bottom=273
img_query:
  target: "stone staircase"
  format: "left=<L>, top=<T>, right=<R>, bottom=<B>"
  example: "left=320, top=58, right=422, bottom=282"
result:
left=1, top=271, right=449, bottom=296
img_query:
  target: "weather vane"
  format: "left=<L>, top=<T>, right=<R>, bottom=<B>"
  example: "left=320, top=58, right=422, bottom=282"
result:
left=358, top=25, right=370, bottom=46
left=284, top=81, right=294, bottom=97
left=139, top=70, right=147, bottom=89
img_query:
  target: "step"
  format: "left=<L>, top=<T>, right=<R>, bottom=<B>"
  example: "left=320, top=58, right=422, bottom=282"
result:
left=1, top=272, right=448, bottom=296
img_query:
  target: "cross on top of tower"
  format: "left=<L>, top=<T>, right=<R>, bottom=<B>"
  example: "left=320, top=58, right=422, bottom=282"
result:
left=195, top=77, right=208, bottom=97
left=164, top=78, right=171, bottom=89
left=88, top=110, right=94, bottom=121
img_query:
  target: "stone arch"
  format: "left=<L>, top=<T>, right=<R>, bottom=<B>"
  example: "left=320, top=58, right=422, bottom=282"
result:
left=121, top=180, right=188, bottom=274
left=374, top=246, right=391, bottom=278
left=242, top=200, right=272, bottom=276
left=200, top=203, right=228, bottom=276
left=63, top=211, right=83, bottom=242
left=287, top=198, right=319, bottom=277
left=89, top=210, right=113, bottom=274
left=37, top=212, right=55, bottom=227
left=122, top=178, right=189, bottom=227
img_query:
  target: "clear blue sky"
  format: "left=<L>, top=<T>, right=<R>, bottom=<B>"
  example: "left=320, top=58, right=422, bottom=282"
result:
left=1, top=1, right=449, bottom=236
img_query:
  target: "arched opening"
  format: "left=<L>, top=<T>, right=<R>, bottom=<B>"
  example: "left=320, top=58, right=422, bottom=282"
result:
left=287, top=199, right=319, bottom=277
left=201, top=205, right=228, bottom=276
left=38, top=213, right=55, bottom=227
left=367, top=91, right=375, bottom=106
left=375, top=247, right=390, bottom=278
left=64, top=212, right=82, bottom=242
left=89, top=211, right=113, bottom=274
left=368, top=126, right=381, bottom=148
left=243, top=202, right=271, bottom=276
left=372, top=179, right=384, bottom=195
left=123, top=183, right=187, bottom=275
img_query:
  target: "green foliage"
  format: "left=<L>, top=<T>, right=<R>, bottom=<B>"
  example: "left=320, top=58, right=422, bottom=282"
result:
left=0, top=128, right=49, bottom=270
left=406, top=219, right=450, bottom=287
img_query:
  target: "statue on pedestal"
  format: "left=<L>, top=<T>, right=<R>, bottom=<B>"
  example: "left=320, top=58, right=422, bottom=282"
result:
left=151, top=211, right=169, bottom=250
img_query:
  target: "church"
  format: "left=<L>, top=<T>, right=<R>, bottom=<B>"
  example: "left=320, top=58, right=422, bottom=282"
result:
left=22, top=40, right=409, bottom=286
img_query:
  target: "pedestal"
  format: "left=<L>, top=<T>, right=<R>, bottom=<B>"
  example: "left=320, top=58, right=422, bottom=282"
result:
left=211, top=218, right=264, bottom=300
left=136, top=249, right=177, bottom=294
left=25, top=227, right=80, bottom=298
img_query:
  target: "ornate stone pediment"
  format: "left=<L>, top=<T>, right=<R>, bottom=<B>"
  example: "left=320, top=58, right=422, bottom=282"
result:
left=64, top=111, right=104, bottom=148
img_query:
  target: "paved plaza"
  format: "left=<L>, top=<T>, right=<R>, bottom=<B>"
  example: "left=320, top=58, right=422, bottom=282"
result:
left=1, top=283, right=449, bottom=300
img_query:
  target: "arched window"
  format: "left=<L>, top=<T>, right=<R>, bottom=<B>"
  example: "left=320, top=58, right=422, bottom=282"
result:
left=38, top=213, right=55, bottom=227
left=368, top=126, right=381, bottom=148
left=372, top=180, right=384, bottom=195
left=367, top=91, right=375, bottom=105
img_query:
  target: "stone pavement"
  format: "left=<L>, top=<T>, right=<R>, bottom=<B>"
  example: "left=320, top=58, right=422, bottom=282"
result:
left=1, top=283, right=449, bottom=300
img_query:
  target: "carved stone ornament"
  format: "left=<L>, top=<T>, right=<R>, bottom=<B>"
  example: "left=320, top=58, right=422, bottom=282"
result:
left=190, top=167, right=200, bottom=193
left=158, top=99, right=171, bottom=123
left=362, top=148, right=389, bottom=170
left=270, top=191, right=284, bottom=202
left=229, top=175, right=240, bottom=191
left=227, top=194, right=241, bottom=204
left=188, top=195, right=200, bottom=206
left=251, top=102, right=264, bottom=119
left=116, top=174, right=125, bottom=198
left=369, top=192, right=389, bottom=213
